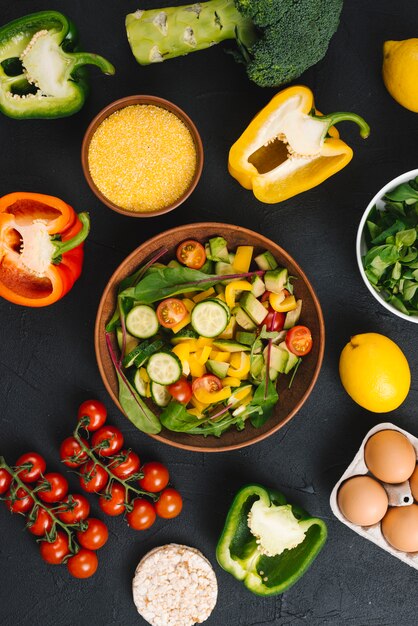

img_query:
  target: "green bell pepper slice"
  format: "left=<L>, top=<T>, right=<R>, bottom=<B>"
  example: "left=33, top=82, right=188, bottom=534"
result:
left=0, top=11, right=115, bottom=119
left=216, top=484, right=327, bottom=596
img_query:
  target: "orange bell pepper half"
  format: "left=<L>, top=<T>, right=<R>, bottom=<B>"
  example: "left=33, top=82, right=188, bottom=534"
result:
left=0, top=192, right=90, bottom=307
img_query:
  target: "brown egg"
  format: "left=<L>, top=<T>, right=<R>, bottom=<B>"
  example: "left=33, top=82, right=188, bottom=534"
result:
left=364, top=430, right=416, bottom=484
left=381, top=504, right=418, bottom=552
left=409, top=464, right=418, bottom=500
left=337, top=475, right=388, bottom=526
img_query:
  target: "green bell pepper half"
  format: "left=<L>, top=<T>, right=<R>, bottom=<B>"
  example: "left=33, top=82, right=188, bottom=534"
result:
left=216, top=484, right=327, bottom=596
left=0, top=11, right=115, bottom=119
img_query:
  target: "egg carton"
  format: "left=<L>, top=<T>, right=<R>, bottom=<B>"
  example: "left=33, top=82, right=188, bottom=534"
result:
left=330, top=422, right=418, bottom=569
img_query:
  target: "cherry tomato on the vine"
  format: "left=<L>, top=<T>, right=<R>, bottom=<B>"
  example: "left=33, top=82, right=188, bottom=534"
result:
left=138, top=462, right=170, bottom=493
left=155, top=488, right=183, bottom=519
left=264, top=308, right=285, bottom=332
left=285, top=325, right=313, bottom=356
left=91, top=426, right=124, bottom=457
left=39, top=531, right=70, bottom=565
left=0, top=468, right=12, bottom=495
left=110, top=450, right=140, bottom=479
left=126, top=498, right=156, bottom=530
left=6, top=487, right=34, bottom=514
left=98, top=483, right=126, bottom=516
left=60, top=437, right=89, bottom=468
left=156, top=298, right=188, bottom=329
left=76, top=518, right=108, bottom=550
left=176, top=240, right=206, bottom=269
left=57, top=494, right=90, bottom=524
left=15, top=452, right=46, bottom=483
left=27, top=507, right=53, bottom=536
left=168, top=377, right=192, bottom=404
left=77, top=399, right=107, bottom=432
left=79, top=461, right=108, bottom=493
left=38, top=473, right=69, bottom=504
left=67, top=549, right=98, bottom=579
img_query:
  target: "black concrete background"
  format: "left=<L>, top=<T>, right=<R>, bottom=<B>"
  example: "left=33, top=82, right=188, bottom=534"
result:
left=0, top=1, right=417, bottom=624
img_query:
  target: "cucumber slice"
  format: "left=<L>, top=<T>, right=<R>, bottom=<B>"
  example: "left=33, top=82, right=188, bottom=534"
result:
left=123, top=339, right=164, bottom=369
left=133, top=369, right=147, bottom=396
left=126, top=305, right=159, bottom=339
left=210, top=298, right=231, bottom=321
left=170, top=327, right=198, bottom=344
left=151, top=382, right=171, bottom=407
left=191, top=300, right=228, bottom=338
left=147, top=352, right=182, bottom=385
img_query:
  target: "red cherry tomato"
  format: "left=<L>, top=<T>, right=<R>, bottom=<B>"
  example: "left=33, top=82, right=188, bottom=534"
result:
left=0, top=468, right=12, bottom=495
left=168, top=377, right=193, bottom=404
left=28, top=507, right=53, bottom=536
left=39, top=531, right=70, bottom=565
left=192, top=374, right=222, bottom=396
left=264, top=308, right=285, bottom=332
left=15, top=452, right=46, bottom=483
left=285, top=325, right=313, bottom=356
left=176, top=240, right=206, bottom=269
left=155, top=488, right=183, bottom=519
left=57, top=494, right=90, bottom=524
left=78, top=399, right=107, bottom=432
left=67, top=549, right=98, bottom=579
left=138, top=462, right=170, bottom=493
left=60, top=437, right=89, bottom=468
left=38, top=473, right=69, bottom=504
left=261, top=291, right=271, bottom=302
left=126, top=499, right=156, bottom=530
left=91, top=426, right=124, bottom=457
left=98, top=483, right=126, bottom=516
left=6, top=487, right=34, bottom=514
left=156, top=298, right=188, bottom=328
left=110, top=450, right=140, bottom=479
left=79, top=461, right=109, bottom=493
left=76, top=518, right=108, bottom=550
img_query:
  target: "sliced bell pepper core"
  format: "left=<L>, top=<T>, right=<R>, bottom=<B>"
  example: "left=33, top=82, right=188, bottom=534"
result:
left=229, top=85, right=370, bottom=204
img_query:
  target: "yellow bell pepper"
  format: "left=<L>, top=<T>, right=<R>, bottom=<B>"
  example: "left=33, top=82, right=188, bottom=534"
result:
left=193, top=386, right=231, bottom=405
left=188, top=407, right=205, bottom=419
left=190, top=396, right=209, bottom=412
left=182, top=298, right=195, bottom=312
left=228, top=352, right=251, bottom=378
left=225, top=280, right=253, bottom=309
left=172, top=343, right=191, bottom=362
left=193, top=287, right=215, bottom=303
left=197, top=337, right=213, bottom=348
left=196, top=345, right=212, bottom=365
left=139, top=367, right=150, bottom=383
left=172, top=313, right=191, bottom=333
left=228, top=85, right=370, bottom=204
left=222, top=377, right=242, bottom=387
left=211, top=351, right=231, bottom=363
left=233, top=246, right=253, bottom=273
left=269, top=293, right=297, bottom=313
left=189, top=355, right=206, bottom=377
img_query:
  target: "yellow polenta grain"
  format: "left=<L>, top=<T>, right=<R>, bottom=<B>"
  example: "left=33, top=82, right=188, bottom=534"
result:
left=88, top=105, right=197, bottom=212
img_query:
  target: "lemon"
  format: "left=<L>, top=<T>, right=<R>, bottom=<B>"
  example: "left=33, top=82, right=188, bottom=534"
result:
left=382, top=39, right=418, bottom=112
left=339, top=333, right=410, bottom=412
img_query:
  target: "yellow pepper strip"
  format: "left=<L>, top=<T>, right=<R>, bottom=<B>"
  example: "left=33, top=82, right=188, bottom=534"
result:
left=216, top=291, right=226, bottom=302
left=187, top=407, right=205, bottom=419
left=172, top=313, right=191, bottom=333
left=228, top=85, right=370, bottom=204
left=225, top=280, right=253, bottom=309
left=211, top=351, right=231, bottom=363
left=172, top=343, right=191, bottom=362
left=218, top=317, right=237, bottom=340
left=196, top=345, right=212, bottom=365
left=139, top=367, right=150, bottom=383
left=228, top=353, right=251, bottom=378
left=269, top=293, right=297, bottom=313
left=189, top=355, right=206, bottom=377
left=190, top=396, right=209, bottom=412
left=182, top=361, right=190, bottom=377
left=145, top=383, right=151, bottom=398
left=193, top=287, right=216, bottom=303
left=197, top=337, right=213, bottom=348
left=233, top=246, right=253, bottom=273
left=193, top=386, right=231, bottom=404
left=222, top=377, right=241, bottom=387
left=232, top=387, right=252, bottom=403
left=230, top=352, right=243, bottom=369
left=182, top=298, right=195, bottom=312
left=238, top=393, right=253, bottom=408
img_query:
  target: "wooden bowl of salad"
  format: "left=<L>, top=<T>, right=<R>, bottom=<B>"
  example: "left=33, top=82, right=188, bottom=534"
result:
left=95, top=223, right=325, bottom=452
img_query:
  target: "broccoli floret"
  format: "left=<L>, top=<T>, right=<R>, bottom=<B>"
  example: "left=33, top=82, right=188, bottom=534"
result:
left=126, top=0, right=343, bottom=88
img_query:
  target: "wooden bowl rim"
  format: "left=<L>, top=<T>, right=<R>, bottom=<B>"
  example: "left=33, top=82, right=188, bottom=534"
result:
left=94, top=222, right=325, bottom=452
left=81, top=95, right=204, bottom=218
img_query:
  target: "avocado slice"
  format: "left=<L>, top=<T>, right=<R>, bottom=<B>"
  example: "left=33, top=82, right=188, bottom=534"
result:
left=240, top=292, right=268, bottom=325
left=254, top=251, right=278, bottom=271
left=264, top=268, right=288, bottom=294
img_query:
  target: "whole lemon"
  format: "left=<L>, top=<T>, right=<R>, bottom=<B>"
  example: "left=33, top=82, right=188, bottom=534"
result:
left=382, top=39, right=418, bottom=112
left=339, top=333, right=410, bottom=412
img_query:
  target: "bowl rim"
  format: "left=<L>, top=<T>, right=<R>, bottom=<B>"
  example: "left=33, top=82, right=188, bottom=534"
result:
left=81, top=95, right=204, bottom=218
left=94, top=222, right=325, bottom=452
left=356, top=168, right=418, bottom=324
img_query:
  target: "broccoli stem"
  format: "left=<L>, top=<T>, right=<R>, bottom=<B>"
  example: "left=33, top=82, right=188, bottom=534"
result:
left=126, top=0, right=256, bottom=65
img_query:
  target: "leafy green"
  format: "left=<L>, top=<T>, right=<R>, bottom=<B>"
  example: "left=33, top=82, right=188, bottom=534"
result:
left=160, top=401, right=201, bottom=432
left=160, top=401, right=245, bottom=437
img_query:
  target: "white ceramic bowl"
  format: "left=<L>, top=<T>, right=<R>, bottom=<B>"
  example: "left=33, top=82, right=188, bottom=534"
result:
left=356, top=168, right=418, bottom=323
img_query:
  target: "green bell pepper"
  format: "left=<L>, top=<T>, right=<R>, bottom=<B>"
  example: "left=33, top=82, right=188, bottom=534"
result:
left=216, top=484, right=327, bottom=596
left=0, top=11, right=115, bottom=119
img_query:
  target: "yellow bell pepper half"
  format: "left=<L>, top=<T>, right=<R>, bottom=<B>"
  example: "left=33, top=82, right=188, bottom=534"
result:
left=228, top=85, right=370, bottom=204
left=269, top=293, right=297, bottom=313
left=193, top=386, right=231, bottom=405
left=228, top=352, right=251, bottom=379
left=225, top=280, right=253, bottom=310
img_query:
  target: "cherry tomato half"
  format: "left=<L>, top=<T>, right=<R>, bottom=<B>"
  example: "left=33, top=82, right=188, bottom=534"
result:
left=15, top=452, right=46, bottom=483
left=77, top=518, right=108, bottom=550
left=60, top=437, right=89, bottom=468
left=110, top=450, right=140, bottom=479
left=27, top=507, right=53, bottom=536
left=167, top=377, right=192, bottom=404
left=98, top=483, right=126, bottom=517
left=126, top=498, right=156, bottom=530
left=57, top=494, right=90, bottom=524
left=78, top=399, right=107, bottom=432
left=39, top=531, right=70, bottom=565
left=192, top=374, right=222, bottom=396
left=285, top=325, right=313, bottom=356
left=0, top=468, right=12, bottom=495
left=91, top=426, right=124, bottom=457
left=138, top=462, right=170, bottom=493
left=6, top=487, right=34, bottom=514
left=155, top=488, right=183, bottom=519
left=264, top=308, right=285, bottom=332
left=156, top=298, right=188, bottom=328
left=67, top=549, right=98, bottom=579
left=38, top=473, right=69, bottom=504
left=80, top=462, right=109, bottom=493
left=176, top=240, right=206, bottom=270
